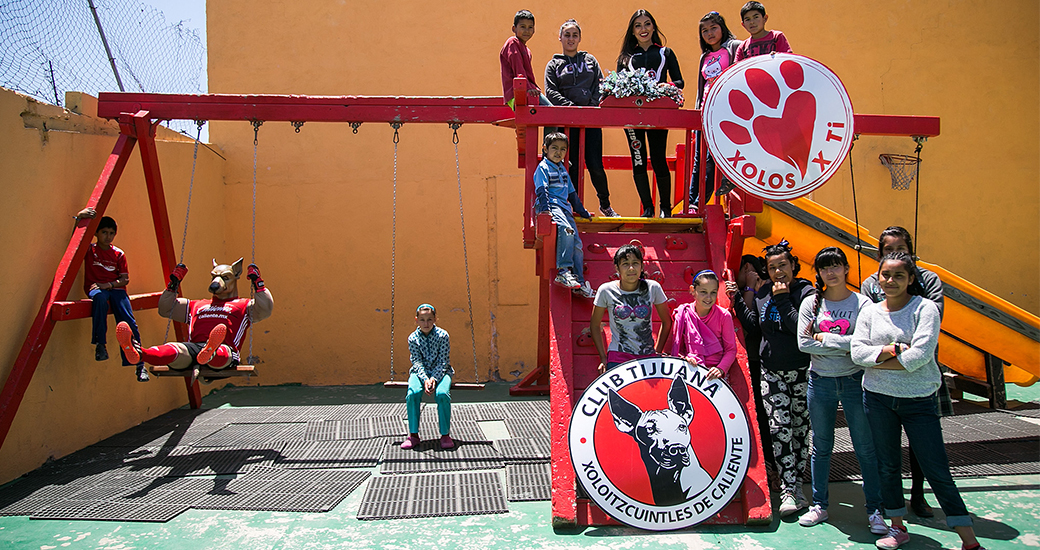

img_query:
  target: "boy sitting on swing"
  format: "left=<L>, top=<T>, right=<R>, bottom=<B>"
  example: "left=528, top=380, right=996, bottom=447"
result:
left=401, top=304, right=455, bottom=450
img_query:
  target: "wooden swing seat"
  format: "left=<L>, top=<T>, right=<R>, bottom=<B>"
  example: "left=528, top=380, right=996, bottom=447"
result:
left=150, top=364, right=256, bottom=379
left=382, top=380, right=485, bottom=390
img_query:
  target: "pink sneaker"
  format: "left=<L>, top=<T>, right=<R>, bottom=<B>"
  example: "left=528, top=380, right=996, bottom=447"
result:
left=440, top=435, right=455, bottom=449
left=876, top=526, right=910, bottom=550
left=400, top=435, right=420, bottom=450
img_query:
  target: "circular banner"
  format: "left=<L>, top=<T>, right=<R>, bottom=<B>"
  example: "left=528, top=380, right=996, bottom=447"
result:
left=569, top=357, right=751, bottom=531
left=702, top=53, right=854, bottom=201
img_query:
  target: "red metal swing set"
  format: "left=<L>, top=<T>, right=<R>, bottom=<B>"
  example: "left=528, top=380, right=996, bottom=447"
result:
left=0, top=77, right=938, bottom=527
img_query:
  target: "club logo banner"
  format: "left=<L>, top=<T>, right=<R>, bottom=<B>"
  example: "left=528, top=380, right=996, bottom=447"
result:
left=702, top=53, right=854, bottom=201
left=569, top=356, right=751, bottom=530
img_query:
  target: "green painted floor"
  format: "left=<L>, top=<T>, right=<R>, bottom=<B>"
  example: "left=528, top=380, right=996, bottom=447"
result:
left=0, top=382, right=1037, bottom=550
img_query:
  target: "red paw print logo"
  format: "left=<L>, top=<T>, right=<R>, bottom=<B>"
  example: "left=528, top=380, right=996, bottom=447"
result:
left=701, top=54, right=854, bottom=201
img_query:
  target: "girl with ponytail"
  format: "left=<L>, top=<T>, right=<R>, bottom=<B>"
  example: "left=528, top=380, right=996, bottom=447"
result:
left=795, top=247, right=886, bottom=535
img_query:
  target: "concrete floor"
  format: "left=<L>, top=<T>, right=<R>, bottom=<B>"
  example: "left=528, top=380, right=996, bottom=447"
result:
left=0, top=382, right=1036, bottom=550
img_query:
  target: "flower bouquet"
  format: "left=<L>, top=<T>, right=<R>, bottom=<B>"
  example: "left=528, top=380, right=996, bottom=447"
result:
left=599, top=68, right=684, bottom=108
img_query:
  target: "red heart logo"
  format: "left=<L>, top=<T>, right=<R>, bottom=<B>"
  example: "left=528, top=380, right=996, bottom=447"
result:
left=752, top=90, right=816, bottom=177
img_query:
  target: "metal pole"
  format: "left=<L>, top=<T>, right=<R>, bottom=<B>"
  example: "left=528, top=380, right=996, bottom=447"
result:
left=48, top=61, right=60, bottom=106
left=87, top=0, right=125, bottom=92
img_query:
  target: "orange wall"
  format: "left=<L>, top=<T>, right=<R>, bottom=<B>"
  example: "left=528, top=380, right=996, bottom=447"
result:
left=206, top=0, right=1039, bottom=389
left=0, top=88, right=227, bottom=483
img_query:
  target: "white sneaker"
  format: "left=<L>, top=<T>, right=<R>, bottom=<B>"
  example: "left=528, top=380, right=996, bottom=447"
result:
left=779, top=492, right=802, bottom=517
left=573, top=281, right=595, bottom=298
left=554, top=270, right=580, bottom=289
left=600, top=206, right=620, bottom=217
left=868, top=509, right=889, bottom=535
left=798, top=504, right=828, bottom=526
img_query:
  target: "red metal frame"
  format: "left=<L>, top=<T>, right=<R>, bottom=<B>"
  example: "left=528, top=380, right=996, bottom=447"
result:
left=3, top=87, right=941, bottom=529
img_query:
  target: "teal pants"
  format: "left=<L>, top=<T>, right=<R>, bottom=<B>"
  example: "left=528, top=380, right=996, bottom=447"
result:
left=406, top=373, right=452, bottom=435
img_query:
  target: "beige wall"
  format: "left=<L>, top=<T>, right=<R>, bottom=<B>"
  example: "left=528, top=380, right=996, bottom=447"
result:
left=0, top=89, right=227, bottom=483
left=207, top=0, right=1038, bottom=390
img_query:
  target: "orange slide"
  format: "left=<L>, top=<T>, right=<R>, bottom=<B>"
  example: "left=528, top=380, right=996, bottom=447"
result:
left=747, top=198, right=1039, bottom=387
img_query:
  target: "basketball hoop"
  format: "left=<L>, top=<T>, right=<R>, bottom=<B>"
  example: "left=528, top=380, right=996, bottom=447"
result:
left=879, top=153, right=920, bottom=191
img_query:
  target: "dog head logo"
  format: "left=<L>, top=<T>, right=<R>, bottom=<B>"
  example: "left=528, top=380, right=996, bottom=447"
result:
left=569, top=357, right=751, bottom=530
left=608, top=376, right=711, bottom=506
left=702, top=53, right=854, bottom=201
left=209, top=258, right=244, bottom=299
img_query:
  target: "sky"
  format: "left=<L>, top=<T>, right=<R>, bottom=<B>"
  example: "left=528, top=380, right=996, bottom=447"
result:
left=146, top=0, right=207, bottom=49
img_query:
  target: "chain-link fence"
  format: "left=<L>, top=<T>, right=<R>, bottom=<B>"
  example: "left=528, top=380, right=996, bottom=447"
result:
left=1, top=0, right=205, bottom=135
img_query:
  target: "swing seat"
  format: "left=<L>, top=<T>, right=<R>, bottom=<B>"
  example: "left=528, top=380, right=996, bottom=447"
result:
left=382, top=380, right=485, bottom=390
left=50, top=291, right=166, bottom=321
left=150, top=364, right=256, bottom=380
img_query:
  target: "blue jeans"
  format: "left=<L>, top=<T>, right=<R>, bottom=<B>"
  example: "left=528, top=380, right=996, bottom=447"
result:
left=863, top=389, right=972, bottom=527
left=406, top=373, right=452, bottom=436
left=89, top=288, right=141, bottom=366
left=548, top=205, right=584, bottom=284
left=808, top=371, right=882, bottom=512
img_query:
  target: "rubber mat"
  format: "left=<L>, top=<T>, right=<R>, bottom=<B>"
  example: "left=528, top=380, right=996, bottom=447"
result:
left=503, top=417, right=549, bottom=440
left=133, top=446, right=280, bottom=477
left=505, top=463, right=551, bottom=502
left=193, top=471, right=369, bottom=512
left=276, top=438, right=386, bottom=468
left=193, top=423, right=306, bottom=447
left=415, top=419, right=489, bottom=443
left=31, top=500, right=191, bottom=522
left=381, top=442, right=503, bottom=474
left=495, top=438, right=551, bottom=464
left=357, top=471, right=507, bottom=520
left=451, top=403, right=508, bottom=422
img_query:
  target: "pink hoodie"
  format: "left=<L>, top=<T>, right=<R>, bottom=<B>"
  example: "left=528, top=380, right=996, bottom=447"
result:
left=671, top=303, right=737, bottom=375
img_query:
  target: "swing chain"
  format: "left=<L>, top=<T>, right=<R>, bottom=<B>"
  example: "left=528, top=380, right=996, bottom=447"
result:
left=349, top=122, right=361, bottom=134
left=248, top=120, right=261, bottom=364
left=291, top=121, right=305, bottom=133
left=164, top=120, right=206, bottom=343
left=451, top=126, right=480, bottom=384
left=251, top=119, right=263, bottom=146
left=388, top=123, right=401, bottom=382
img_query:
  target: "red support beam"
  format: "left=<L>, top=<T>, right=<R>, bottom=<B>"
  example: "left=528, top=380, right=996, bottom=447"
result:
left=0, top=132, right=138, bottom=450
left=98, top=93, right=514, bottom=125
left=133, top=112, right=201, bottom=408
left=50, top=292, right=165, bottom=321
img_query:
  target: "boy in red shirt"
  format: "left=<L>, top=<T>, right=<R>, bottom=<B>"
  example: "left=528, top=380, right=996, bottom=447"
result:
left=734, top=1, right=793, bottom=62
left=499, top=9, right=553, bottom=110
left=76, top=208, right=148, bottom=382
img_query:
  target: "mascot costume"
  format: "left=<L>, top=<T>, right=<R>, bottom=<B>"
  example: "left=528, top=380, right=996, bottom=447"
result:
left=116, top=259, right=274, bottom=380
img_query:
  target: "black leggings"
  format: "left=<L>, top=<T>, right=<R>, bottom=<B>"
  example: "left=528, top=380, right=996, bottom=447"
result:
left=567, top=127, right=610, bottom=210
left=624, top=128, right=671, bottom=214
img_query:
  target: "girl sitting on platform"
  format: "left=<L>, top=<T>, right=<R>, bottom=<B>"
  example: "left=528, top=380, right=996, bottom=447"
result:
left=590, top=244, right=671, bottom=372
left=852, top=252, right=986, bottom=550
left=670, top=269, right=737, bottom=380
left=401, top=304, right=454, bottom=450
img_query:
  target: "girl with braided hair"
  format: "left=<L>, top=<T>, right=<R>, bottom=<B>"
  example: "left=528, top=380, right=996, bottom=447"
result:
left=795, top=247, right=887, bottom=535
left=730, top=239, right=815, bottom=516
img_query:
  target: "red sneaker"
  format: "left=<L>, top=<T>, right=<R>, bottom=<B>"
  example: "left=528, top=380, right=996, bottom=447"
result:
left=115, top=322, right=140, bottom=364
left=440, top=435, right=455, bottom=449
left=196, top=324, right=227, bottom=366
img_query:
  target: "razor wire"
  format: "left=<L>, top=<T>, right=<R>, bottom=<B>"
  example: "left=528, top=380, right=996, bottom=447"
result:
left=0, top=0, right=205, bottom=135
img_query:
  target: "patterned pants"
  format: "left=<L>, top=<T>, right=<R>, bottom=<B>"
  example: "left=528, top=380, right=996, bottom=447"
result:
left=762, top=368, right=810, bottom=495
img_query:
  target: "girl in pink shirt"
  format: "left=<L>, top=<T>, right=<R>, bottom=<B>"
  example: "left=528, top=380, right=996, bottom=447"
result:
left=671, top=270, right=737, bottom=380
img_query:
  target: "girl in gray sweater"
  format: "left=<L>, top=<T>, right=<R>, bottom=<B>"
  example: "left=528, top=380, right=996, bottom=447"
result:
left=851, top=252, right=985, bottom=550
left=796, top=247, right=886, bottom=535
